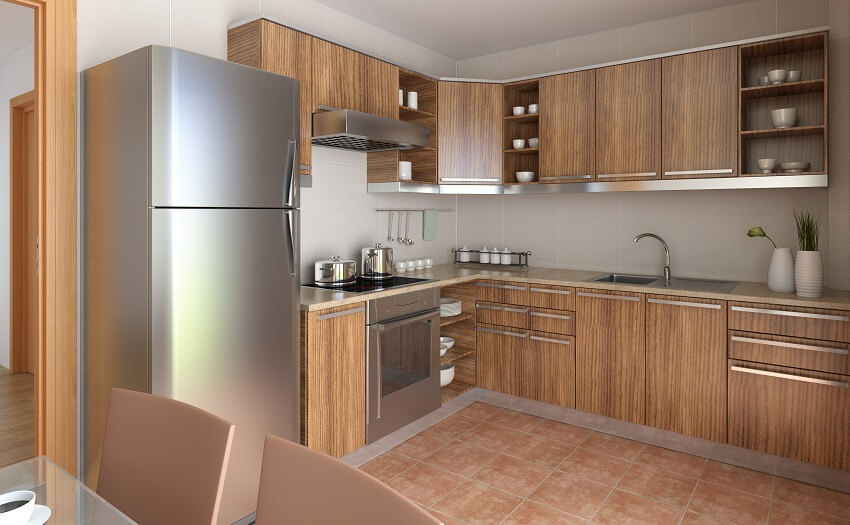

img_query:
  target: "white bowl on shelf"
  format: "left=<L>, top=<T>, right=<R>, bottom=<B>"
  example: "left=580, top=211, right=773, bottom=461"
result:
left=787, top=70, right=802, bottom=82
left=440, top=343, right=449, bottom=357
left=440, top=336, right=455, bottom=351
left=440, top=362, right=455, bottom=387
left=440, top=298, right=462, bottom=317
left=757, top=158, right=777, bottom=174
left=767, top=69, right=787, bottom=85
left=780, top=161, right=809, bottom=173
left=516, top=171, right=536, bottom=183
left=770, top=108, right=797, bottom=129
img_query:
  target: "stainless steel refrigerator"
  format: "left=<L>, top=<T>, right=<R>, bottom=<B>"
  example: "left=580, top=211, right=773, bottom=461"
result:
left=83, top=46, right=300, bottom=524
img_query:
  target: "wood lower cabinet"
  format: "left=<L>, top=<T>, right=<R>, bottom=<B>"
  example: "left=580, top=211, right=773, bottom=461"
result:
left=439, top=81, right=502, bottom=184
left=576, top=289, right=646, bottom=424
left=301, top=303, right=366, bottom=457
left=646, top=295, right=727, bottom=441
left=476, top=324, right=523, bottom=396
left=522, top=331, right=575, bottom=408
left=539, top=70, right=595, bottom=183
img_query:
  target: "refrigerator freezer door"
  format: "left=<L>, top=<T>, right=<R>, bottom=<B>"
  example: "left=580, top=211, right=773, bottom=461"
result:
left=149, top=47, right=300, bottom=209
left=150, top=208, right=299, bottom=524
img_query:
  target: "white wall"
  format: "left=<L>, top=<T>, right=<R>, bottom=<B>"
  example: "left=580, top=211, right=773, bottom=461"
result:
left=0, top=44, right=35, bottom=369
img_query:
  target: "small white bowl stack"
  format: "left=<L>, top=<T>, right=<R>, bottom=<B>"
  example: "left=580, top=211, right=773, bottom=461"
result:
left=440, top=298, right=462, bottom=317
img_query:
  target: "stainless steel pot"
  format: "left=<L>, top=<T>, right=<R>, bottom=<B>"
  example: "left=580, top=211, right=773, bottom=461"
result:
left=361, top=243, right=394, bottom=281
left=314, top=256, right=357, bottom=287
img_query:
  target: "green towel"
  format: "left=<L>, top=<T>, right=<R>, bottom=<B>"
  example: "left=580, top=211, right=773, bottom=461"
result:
left=423, top=210, right=438, bottom=241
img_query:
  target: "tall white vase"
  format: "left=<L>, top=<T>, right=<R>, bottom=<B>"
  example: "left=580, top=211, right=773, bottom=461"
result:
left=795, top=250, right=823, bottom=298
left=767, top=248, right=795, bottom=293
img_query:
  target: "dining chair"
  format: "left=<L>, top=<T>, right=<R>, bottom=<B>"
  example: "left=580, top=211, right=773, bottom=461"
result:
left=254, top=435, right=441, bottom=525
left=97, top=388, right=235, bottom=525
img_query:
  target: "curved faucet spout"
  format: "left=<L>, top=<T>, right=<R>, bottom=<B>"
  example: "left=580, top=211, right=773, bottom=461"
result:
left=634, top=233, right=671, bottom=285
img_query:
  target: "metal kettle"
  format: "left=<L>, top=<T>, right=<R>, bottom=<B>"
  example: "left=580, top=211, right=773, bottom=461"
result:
left=361, top=243, right=394, bottom=280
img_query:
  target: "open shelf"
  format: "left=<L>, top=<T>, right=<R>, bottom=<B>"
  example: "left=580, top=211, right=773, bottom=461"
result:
left=741, top=79, right=825, bottom=99
left=399, top=106, right=436, bottom=119
left=741, top=171, right=826, bottom=177
left=503, top=147, right=539, bottom=155
left=441, top=354, right=475, bottom=404
left=440, top=345, right=475, bottom=366
left=740, top=125, right=824, bottom=139
left=440, top=312, right=474, bottom=328
left=504, top=113, right=539, bottom=122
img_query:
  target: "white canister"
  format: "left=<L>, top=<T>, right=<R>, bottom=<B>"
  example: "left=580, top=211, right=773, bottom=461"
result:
left=405, top=260, right=416, bottom=272
left=407, top=91, right=418, bottom=110
left=490, top=249, right=501, bottom=265
left=767, top=247, right=795, bottom=293
left=399, top=89, right=404, bottom=106
left=415, top=258, right=425, bottom=270
left=480, top=247, right=490, bottom=264
left=795, top=250, right=823, bottom=298
left=458, top=246, right=471, bottom=263
left=528, top=103, right=538, bottom=114
left=500, top=248, right=511, bottom=265
left=424, top=257, right=434, bottom=269
left=395, top=261, right=407, bottom=273
left=399, top=161, right=413, bottom=181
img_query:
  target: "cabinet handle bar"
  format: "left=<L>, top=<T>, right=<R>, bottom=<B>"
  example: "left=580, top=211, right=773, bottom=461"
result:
left=317, top=306, right=365, bottom=320
left=730, top=365, right=848, bottom=388
left=730, top=335, right=849, bottom=355
left=530, top=287, right=572, bottom=295
left=477, top=304, right=528, bottom=314
left=597, top=172, right=656, bottom=179
left=530, top=311, right=572, bottom=320
left=577, top=291, right=640, bottom=302
left=477, top=326, right=527, bottom=338
left=664, top=169, right=734, bottom=176
left=530, top=335, right=571, bottom=345
left=731, top=305, right=848, bottom=321
left=476, top=283, right=527, bottom=291
left=648, top=298, right=721, bottom=309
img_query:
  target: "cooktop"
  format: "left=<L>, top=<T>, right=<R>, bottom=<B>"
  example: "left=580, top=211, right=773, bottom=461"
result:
left=302, top=276, right=431, bottom=294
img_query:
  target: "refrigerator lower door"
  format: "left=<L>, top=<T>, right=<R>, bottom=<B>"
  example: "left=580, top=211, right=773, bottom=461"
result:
left=151, top=208, right=299, bottom=524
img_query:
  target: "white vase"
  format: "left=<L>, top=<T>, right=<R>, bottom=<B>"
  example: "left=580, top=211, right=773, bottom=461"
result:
left=767, top=248, right=795, bottom=293
left=794, top=250, right=823, bottom=298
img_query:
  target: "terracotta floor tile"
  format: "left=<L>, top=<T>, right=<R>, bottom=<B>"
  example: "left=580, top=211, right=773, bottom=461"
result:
left=473, top=454, right=551, bottom=497
left=387, top=462, right=464, bottom=506
left=503, top=500, right=588, bottom=524
left=581, top=432, right=644, bottom=461
left=769, top=501, right=850, bottom=525
left=558, top=447, right=630, bottom=486
left=504, top=434, right=575, bottom=469
left=773, top=477, right=850, bottom=521
left=688, top=480, right=770, bottom=525
left=358, top=451, right=416, bottom=482
left=423, top=439, right=498, bottom=477
left=424, top=507, right=467, bottom=525
left=488, top=410, right=547, bottom=433
left=457, top=402, right=507, bottom=421
left=430, top=413, right=483, bottom=437
left=701, top=460, right=774, bottom=499
left=617, top=462, right=698, bottom=508
left=529, top=471, right=613, bottom=520
left=393, top=430, right=452, bottom=460
left=635, top=444, right=706, bottom=478
left=594, top=489, right=684, bottom=525
left=533, top=419, right=593, bottom=446
left=459, top=421, right=525, bottom=452
left=433, top=480, right=522, bottom=525
left=681, top=511, right=730, bottom=524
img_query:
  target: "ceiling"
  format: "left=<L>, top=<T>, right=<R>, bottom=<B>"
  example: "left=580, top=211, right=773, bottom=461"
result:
left=0, top=2, right=33, bottom=63
left=313, top=0, right=749, bottom=59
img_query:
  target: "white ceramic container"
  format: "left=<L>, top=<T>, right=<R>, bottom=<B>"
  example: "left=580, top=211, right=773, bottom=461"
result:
left=440, top=336, right=455, bottom=351
left=480, top=247, right=490, bottom=264
left=787, top=70, right=802, bottom=82
left=500, top=249, right=511, bottom=265
left=770, top=108, right=797, bottom=129
left=795, top=250, right=823, bottom=298
left=512, top=139, right=526, bottom=149
left=399, top=161, right=413, bottom=180
left=394, top=261, right=406, bottom=273
left=398, top=89, right=404, bottom=105
left=512, top=106, right=525, bottom=116
left=515, top=171, right=536, bottom=183
left=407, top=91, right=418, bottom=109
left=415, top=258, right=425, bottom=270
left=440, top=363, right=455, bottom=386
left=767, top=69, right=787, bottom=84
left=757, top=158, right=777, bottom=174
left=767, top=248, right=795, bottom=293
left=458, top=246, right=471, bottom=263
left=528, top=103, right=538, bottom=114
left=528, top=137, right=539, bottom=148
left=424, top=257, right=434, bottom=269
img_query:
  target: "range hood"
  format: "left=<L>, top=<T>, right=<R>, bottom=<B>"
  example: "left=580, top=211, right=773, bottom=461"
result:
left=312, top=109, right=430, bottom=152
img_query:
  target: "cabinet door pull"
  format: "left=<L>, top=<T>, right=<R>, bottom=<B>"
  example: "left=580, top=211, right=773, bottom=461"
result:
left=440, top=177, right=501, bottom=183
left=530, top=287, right=572, bottom=295
left=730, top=335, right=849, bottom=355
left=730, top=365, right=849, bottom=388
left=577, top=291, right=640, bottom=302
left=477, top=304, right=528, bottom=314
left=530, top=335, right=571, bottom=345
left=477, top=327, right=527, bottom=338
left=530, top=311, right=572, bottom=320
left=597, top=172, right=656, bottom=179
left=648, top=298, right=721, bottom=309
left=477, top=282, right=527, bottom=291
left=731, top=305, right=848, bottom=322
left=664, top=168, right=734, bottom=176
left=539, top=175, right=591, bottom=181
left=316, top=306, right=365, bottom=320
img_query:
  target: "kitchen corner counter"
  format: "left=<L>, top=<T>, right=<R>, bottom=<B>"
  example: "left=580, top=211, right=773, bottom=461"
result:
left=300, top=264, right=850, bottom=312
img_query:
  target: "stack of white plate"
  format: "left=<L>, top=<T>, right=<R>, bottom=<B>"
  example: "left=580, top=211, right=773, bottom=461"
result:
left=440, top=298, right=462, bottom=317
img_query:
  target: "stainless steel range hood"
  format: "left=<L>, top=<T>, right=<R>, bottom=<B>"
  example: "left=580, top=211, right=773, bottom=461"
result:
left=312, top=109, right=430, bottom=152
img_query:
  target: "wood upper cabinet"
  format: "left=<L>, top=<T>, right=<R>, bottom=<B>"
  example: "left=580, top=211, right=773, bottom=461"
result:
left=576, top=289, right=646, bottom=424
left=362, top=55, right=399, bottom=119
left=522, top=331, right=575, bottom=408
left=312, top=38, right=363, bottom=113
left=595, top=60, right=661, bottom=181
left=662, top=48, right=737, bottom=178
left=646, top=295, right=727, bottom=442
left=439, top=81, right=503, bottom=184
left=539, top=70, right=595, bottom=183
left=476, top=324, right=523, bottom=396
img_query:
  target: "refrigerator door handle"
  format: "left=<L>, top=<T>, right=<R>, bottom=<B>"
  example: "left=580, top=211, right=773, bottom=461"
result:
left=284, top=139, right=298, bottom=207
left=285, top=210, right=297, bottom=277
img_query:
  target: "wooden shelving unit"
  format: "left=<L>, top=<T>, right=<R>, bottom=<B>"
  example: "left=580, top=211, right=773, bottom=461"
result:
left=441, top=354, right=475, bottom=403
left=439, top=282, right=477, bottom=404
left=503, top=147, right=539, bottom=155
left=740, top=79, right=825, bottom=99
left=503, top=79, right=540, bottom=184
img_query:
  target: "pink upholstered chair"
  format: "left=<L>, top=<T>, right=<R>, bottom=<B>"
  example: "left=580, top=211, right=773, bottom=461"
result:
left=255, top=435, right=441, bottom=525
left=97, top=388, right=235, bottom=525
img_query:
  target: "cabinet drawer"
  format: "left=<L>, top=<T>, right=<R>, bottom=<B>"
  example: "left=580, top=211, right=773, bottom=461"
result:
left=476, top=301, right=528, bottom=329
left=476, top=280, right=528, bottom=306
left=729, top=302, right=850, bottom=343
left=526, top=284, right=575, bottom=310
left=529, top=307, right=575, bottom=336
left=729, top=331, right=848, bottom=375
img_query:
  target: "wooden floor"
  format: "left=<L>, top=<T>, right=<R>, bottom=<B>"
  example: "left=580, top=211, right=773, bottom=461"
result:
left=0, top=366, right=34, bottom=468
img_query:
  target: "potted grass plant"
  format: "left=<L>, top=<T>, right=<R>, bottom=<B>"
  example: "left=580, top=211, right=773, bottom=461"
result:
left=747, top=226, right=794, bottom=293
left=793, top=210, right=822, bottom=297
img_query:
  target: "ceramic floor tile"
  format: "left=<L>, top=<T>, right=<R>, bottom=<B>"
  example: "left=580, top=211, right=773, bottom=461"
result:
left=393, top=430, right=452, bottom=460
left=558, top=447, right=630, bottom=486
left=386, top=462, right=464, bottom=506
left=459, top=421, right=525, bottom=452
left=424, top=507, right=467, bottom=525
left=635, top=444, right=706, bottom=478
left=457, top=402, right=507, bottom=421
left=594, top=489, right=685, bottom=525
left=701, top=460, right=775, bottom=499
left=688, top=481, right=771, bottom=525
left=581, top=432, right=645, bottom=461
left=433, top=480, right=523, bottom=525
left=488, top=410, right=547, bottom=433
left=529, top=471, right=613, bottom=520
left=423, top=439, right=498, bottom=477
left=533, top=419, right=593, bottom=446
left=772, top=477, right=850, bottom=520
left=472, top=454, right=552, bottom=497
left=503, top=500, right=588, bottom=524
left=358, top=451, right=417, bottom=482
left=681, top=511, right=730, bottom=524
left=503, top=434, right=575, bottom=469
left=768, top=501, right=850, bottom=525
left=617, top=462, right=698, bottom=508
left=429, top=413, right=483, bottom=437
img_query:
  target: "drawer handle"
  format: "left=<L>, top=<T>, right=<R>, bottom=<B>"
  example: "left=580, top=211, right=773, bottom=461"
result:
left=440, top=177, right=501, bottom=182
left=531, top=335, right=571, bottom=345
left=477, top=304, right=528, bottom=314
left=730, top=365, right=849, bottom=388
left=530, top=311, right=572, bottom=320
left=539, top=175, right=591, bottom=181
left=530, top=287, right=572, bottom=295
left=731, top=305, right=848, bottom=322
left=597, top=172, right=656, bottom=179
left=664, top=168, right=734, bottom=176
left=648, top=298, right=721, bottom=309
left=578, top=291, right=640, bottom=302
left=477, top=282, right=527, bottom=291
left=316, top=306, right=365, bottom=321
left=730, top=335, right=849, bottom=356
left=477, top=326, right=526, bottom=338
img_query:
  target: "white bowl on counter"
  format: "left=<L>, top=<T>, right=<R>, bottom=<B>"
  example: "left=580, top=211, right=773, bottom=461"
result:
left=440, top=362, right=455, bottom=386
left=440, top=298, right=462, bottom=317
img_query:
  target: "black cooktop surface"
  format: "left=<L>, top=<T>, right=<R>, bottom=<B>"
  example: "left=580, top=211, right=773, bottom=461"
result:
left=302, top=276, right=431, bottom=294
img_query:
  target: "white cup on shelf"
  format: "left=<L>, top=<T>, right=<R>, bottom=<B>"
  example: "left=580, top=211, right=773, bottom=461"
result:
left=399, top=161, right=413, bottom=181
left=512, top=106, right=525, bottom=116
left=528, top=103, right=538, bottom=114
left=398, top=89, right=404, bottom=106
left=512, top=139, right=526, bottom=150
left=407, top=91, right=418, bottom=110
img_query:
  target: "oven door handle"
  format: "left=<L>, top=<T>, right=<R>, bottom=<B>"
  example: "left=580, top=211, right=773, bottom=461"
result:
left=374, top=309, right=440, bottom=332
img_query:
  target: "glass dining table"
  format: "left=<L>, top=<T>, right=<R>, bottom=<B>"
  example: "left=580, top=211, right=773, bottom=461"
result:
left=0, top=456, right=135, bottom=524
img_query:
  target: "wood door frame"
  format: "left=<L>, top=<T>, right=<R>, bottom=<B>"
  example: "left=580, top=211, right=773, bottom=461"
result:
left=4, top=0, right=77, bottom=474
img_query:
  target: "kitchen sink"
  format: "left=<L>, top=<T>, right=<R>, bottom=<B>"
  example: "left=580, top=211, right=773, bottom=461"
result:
left=587, top=274, right=738, bottom=293
left=591, top=274, right=660, bottom=285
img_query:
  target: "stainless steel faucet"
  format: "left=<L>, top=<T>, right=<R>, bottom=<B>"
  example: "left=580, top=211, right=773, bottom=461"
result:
left=635, top=233, right=671, bottom=286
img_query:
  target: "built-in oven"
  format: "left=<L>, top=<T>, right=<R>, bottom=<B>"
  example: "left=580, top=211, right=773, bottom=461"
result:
left=366, top=288, right=441, bottom=443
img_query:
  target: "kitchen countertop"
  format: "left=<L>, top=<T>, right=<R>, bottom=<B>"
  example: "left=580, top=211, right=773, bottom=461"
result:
left=300, top=264, right=850, bottom=312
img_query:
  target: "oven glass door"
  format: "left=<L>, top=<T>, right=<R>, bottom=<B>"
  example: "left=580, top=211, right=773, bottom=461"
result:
left=379, top=319, right=432, bottom=397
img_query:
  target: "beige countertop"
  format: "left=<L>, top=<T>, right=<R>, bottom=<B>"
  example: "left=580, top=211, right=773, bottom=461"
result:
left=300, top=264, right=850, bottom=312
